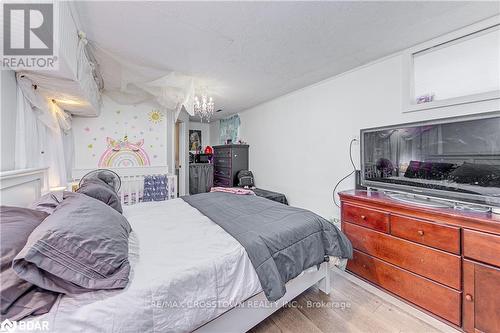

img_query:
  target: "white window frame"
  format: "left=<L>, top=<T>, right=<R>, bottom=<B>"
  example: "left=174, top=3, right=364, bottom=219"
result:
left=402, top=15, right=500, bottom=113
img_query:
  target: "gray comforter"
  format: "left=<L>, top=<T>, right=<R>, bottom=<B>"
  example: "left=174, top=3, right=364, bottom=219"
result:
left=183, top=192, right=352, bottom=301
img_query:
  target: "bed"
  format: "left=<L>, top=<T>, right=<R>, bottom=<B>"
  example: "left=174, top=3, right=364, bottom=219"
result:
left=1, top=167, right=350, bottom=333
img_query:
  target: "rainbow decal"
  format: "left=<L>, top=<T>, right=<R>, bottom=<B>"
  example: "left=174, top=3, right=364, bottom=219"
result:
left=98, top=136, right=151, bottom=167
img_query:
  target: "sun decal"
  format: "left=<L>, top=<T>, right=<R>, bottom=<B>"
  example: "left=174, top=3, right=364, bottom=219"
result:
left=148, top=109, right=163, bottom=124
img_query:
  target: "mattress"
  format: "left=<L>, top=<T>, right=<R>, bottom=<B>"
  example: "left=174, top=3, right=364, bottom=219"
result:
left=15, top=199, right=262, bottom=332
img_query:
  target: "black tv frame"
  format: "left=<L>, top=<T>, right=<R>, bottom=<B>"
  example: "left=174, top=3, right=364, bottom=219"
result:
left=360, top=111, right=500, bottom=208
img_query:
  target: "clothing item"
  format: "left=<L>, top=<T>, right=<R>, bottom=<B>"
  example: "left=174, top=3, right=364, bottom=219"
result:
left=143, top=175, right=168, bottom=202
left=210, top=187, right=255, bottom=195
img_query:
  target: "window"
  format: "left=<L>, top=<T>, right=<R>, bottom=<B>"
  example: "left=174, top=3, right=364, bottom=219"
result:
left=403, top=17, right=500, bottom=112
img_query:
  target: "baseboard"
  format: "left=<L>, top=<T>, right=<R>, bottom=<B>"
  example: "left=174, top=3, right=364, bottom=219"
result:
left=333, top=268, right=461, bottom=333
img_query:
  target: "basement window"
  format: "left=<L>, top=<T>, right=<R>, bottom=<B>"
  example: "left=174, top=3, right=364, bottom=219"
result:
left=403, top=18, right=500, bottom=112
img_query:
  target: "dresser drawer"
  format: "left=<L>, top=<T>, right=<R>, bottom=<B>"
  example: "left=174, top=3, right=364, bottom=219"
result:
left=342, top=203, right=389, bottom=233
left=214, top=176, right=231, bottom=187
left=464, top=229, right=500, bottom=267
left=214, top=157, right=231, bottom=168
left=344, top=222, right=461, bottom=289
left=391, top=215, right=460, bottom=254
left=214, top=167, right=231, bottom=178
left=348, top=250, right=461, bottom=326
left=214, top=148, right=231, bottom=157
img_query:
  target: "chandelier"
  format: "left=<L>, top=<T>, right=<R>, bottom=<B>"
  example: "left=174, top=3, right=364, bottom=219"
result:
left=193, top=94, right=215, bottom=122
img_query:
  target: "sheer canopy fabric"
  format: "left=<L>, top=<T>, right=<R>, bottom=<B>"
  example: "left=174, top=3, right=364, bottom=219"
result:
left=91, top=44, right=222, bottom=121
left=15, top=74, right=73, bottom=188
left=16, top=34, right=103, bottom=118
left=13, top=33, right=100, bottom=187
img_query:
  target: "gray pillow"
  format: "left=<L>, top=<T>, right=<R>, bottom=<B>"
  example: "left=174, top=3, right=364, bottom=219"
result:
left=77, top=178, right=123, bottom=213
left=12, top=192, right=132, bottom=294
left=0, top=206, right=59, bottom=321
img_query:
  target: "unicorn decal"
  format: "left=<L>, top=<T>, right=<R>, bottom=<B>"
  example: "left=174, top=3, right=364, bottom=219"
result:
left=98, top=136, right=151, bottom=167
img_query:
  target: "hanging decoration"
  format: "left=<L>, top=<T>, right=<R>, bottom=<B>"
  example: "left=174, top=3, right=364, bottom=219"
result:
left=193, top=93, right=215, bottom=122
left=92, top=46, right=199, bottom=121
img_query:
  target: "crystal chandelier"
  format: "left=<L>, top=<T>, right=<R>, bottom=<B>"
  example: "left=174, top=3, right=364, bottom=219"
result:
left=193, top=94, right=215, bottom=122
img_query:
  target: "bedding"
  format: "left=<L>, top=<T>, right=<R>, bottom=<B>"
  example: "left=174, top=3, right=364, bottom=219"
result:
left=0, top=207, right=59, bottom=321
left=14, top=199, right=263, bottom=332
left=12, top=193, right=350, bottom=332
left=29, top=191, right=64, bottom=215
left=13, top=192, right=131, bottom=294
left=77, top=178, right=123, bottom=213
left=253, top=188, right=289, bottom=205
left=183, top=192, right=353, bottom=301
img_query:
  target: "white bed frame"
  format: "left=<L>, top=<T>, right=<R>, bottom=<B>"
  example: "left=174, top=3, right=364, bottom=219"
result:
left=1, top=166, right=331, bottom=333
left=0, top=167, right=49, bottom=207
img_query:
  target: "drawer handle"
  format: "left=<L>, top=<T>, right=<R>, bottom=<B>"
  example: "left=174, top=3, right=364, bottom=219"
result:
left=417, top=230, right=424, bottom=236
left=465, top=294, right=473, bottom=302
left=362, top=264, right=367, bottom=269
left=360, top=215, right=366, bottom=220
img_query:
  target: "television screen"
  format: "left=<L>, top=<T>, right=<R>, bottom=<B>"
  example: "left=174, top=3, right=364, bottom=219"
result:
left=361, top=114, right=500, bottom=207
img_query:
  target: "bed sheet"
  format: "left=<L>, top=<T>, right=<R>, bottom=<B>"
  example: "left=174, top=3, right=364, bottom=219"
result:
left=16, top=199, right=262, bottom=333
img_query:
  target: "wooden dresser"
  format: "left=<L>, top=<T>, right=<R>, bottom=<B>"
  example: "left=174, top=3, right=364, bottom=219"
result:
left=213, top=144, right=249, bottom=187
left=339, top=190, right=500, bottom=332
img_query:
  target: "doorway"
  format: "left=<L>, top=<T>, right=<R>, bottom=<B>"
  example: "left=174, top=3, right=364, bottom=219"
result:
left=175, top=120, right=187, bottom=196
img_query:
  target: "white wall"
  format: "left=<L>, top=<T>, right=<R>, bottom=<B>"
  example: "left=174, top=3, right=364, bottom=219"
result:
left=73, top=95, right=168, bottom=169
left=1, top=70, right=17, bottom=171
left=239, top=53, right=500, bottom=220
left=176, top=110, right=190, bottom=194
left=209, top=121, right=220, bottom=146
left=189, top=121, right=211, bottom=150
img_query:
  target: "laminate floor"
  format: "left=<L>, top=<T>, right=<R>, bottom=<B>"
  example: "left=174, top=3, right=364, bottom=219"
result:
left=249, top=269, right=461, bottom=333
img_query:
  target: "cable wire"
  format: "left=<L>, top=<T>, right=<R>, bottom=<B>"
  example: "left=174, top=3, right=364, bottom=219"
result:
left=332, top=138, right=358, bottom=208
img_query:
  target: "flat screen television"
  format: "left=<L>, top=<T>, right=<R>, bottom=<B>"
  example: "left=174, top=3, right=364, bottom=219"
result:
left=361, top=113, right=500, bottom=208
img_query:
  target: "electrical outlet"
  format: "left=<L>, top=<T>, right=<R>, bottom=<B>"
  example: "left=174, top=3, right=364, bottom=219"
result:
left=352, top=134, right=360, bottom=144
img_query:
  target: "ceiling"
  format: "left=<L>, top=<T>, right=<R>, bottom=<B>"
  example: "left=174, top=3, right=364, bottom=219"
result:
left=74, top=1, right=499, bottom=120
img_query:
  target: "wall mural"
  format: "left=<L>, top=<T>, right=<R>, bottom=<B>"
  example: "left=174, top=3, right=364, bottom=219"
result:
left=72, top=97, right=167, bottom=169
left=98, top=136, right=151, bottom=167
